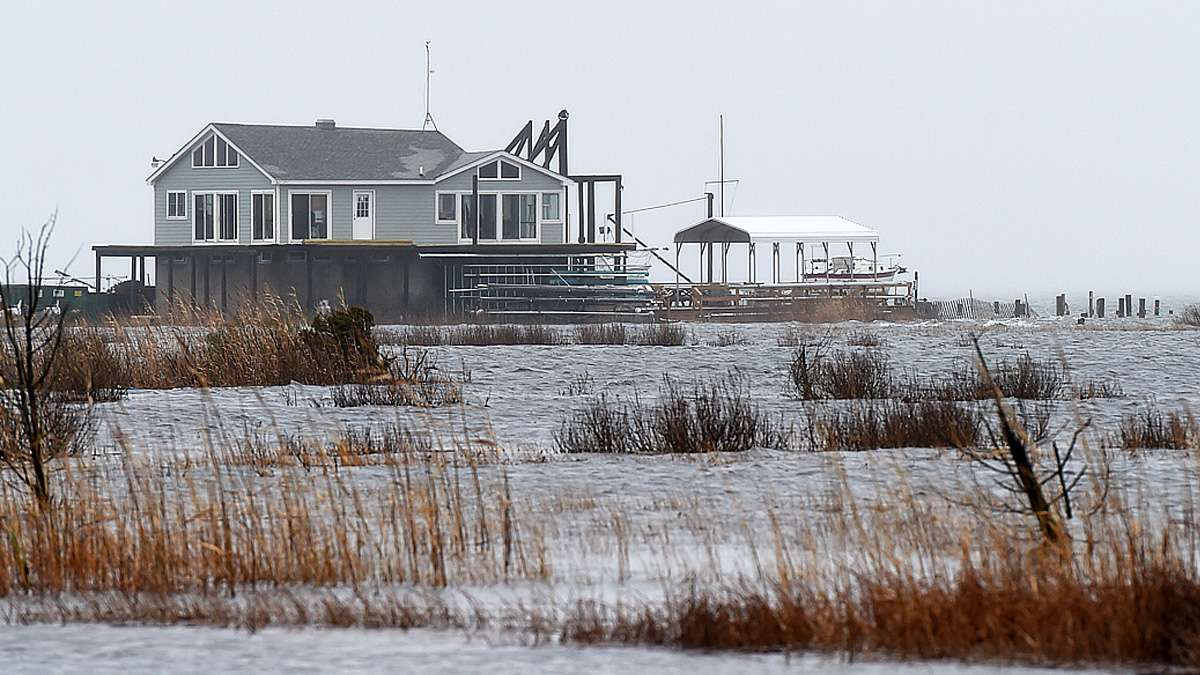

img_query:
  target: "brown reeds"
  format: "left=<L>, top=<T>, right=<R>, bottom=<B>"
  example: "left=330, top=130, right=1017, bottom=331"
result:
left=1115, top=405, right=1197, bottom=449
left=557, top=552, right=1200, bottom=666
left=809, top=400, right=981, bottom=451
left=634, top=323, right=689, bottom=347
left=574, top=323, right=627, bottom=345
left=555, top=376, right=792, bottom=454
left=788, top=342, right=894, bottom=400
left=384, top=324, right=565, bottom=346
left=0, top=443, right=540, bottom=597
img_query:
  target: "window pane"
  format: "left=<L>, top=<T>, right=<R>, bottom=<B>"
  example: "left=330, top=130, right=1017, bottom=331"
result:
left=500, top=161, right=519, bottom=179
left=194, top=194, right=205, bottom=239
left=220, top=194, right=237, bottom=239
left=438, top=193, right=456, bottom=221
left=216, top=137, right=228, bottom=166
left=542, top=193, right=560, bottom=221
left=252, top=194, right=263, bottom=240
left=192, top=146, right=203, bottom=167
left=501, top=194, right=520, bottom=240
left=291, top=194, right=310, bottom=240
left=478, top=161, right=498, bottom=179
left=229, top=149, right=238, bottom=167
left=520, top=194, right=537, bottom=239
left=204, top=195, right=214, bottom=239
left=356, top=193, right=370, bottom=218
left=478, top=194, right=497, bottom=239
left=203, top=136, right=215, bottom=167
left=263, top=194, right=274, bottom=239
left=310, top=194, right=328, bottom=238
left=460, top=195, right=472, bottom=239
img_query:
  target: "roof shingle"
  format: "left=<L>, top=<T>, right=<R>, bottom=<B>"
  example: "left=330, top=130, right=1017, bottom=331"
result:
left=212, top=123, right=466, bottom=180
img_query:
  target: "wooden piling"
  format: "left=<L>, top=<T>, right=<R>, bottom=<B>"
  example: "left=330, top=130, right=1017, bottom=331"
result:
left=1055, top=294, right=1065, bottom=317
left=1154, top=299, right=1161, bottom=316
left=1088, top=290, right=1094, bottom=317
left=1125, top=294, right=1133, bottom=317
left=1139, top=298, right=1146, bottom=319
left=1014, top=299, right=1024, bottom=317
left=1117, top=297, right=1125, bottom=318
left=1096, top=297, right=1105, bottom=318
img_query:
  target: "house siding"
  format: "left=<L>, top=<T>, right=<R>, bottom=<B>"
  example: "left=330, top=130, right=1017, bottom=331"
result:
left=151, top=137, right=273, bottom=245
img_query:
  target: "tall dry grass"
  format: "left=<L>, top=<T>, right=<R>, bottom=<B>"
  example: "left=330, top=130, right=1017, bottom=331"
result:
left=0, top=440, right=541, bottom=597
left=555, top=376, right=793, bottom=454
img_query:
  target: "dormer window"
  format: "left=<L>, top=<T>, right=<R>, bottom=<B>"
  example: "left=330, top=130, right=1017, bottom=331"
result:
left=478, top=159, right=520, bottom=180
left=191, top=134, right=239, bottom=168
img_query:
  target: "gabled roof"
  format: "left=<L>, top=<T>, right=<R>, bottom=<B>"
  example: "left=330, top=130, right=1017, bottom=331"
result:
left=212, top=123, right=464, bottom=181
left=674, top=216, right=879, bottom=244
left=147, top=122, right=574, bottom=185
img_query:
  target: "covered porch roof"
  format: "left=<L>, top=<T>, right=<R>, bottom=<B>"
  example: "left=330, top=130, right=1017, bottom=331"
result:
left=673, top=216, right=879, bottom=245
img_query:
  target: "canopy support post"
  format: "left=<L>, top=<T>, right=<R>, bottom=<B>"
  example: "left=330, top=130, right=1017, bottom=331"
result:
left=823, top=242, right=830, bottom=285
left=721, top=242, right=729, bottom=285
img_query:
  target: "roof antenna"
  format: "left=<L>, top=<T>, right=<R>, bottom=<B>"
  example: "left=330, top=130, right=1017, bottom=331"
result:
left=422, top=41, right=438, bottom=131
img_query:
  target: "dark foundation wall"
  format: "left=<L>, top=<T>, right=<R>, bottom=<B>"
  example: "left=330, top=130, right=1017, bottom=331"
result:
left=154, top=248, right=445, bottom=321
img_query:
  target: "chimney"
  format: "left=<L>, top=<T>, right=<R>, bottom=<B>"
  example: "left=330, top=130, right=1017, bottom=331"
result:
left=315, top=118, right=336, bottom=130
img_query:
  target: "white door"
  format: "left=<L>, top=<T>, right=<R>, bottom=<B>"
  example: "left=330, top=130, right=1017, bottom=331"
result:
left=352, top=190, right=374, bottom=240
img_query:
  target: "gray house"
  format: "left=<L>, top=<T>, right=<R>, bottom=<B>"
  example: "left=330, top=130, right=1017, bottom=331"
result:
left=147, top=119, right=571, bottom=247
left=96, top=116, right=635, bottom=319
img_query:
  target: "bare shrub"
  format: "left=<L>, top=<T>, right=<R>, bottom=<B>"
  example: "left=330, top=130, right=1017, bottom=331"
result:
left=711, top=330, right=746, bottom=347
left=556, top=376, right=792, bottom=454
left=910, top=354, right=1066, bottom=401
left=788, top=342, right=894, bottom=400
left=574, top=323, right=627, bottom=345
left=633, top=323, right=688, bottom=347
left=1114, top=406, right=1197, bottom=449
left=776, top=324, right=818, bottom=347
left=845, top=329, right=884, bottom=347
left=1178, top=305, right=1200, bottom=328
left=329, top=348, right=463, bottom=407
left=1073, top=377, right=1124, bottom=400
left=809, top=400, right=980, bottom=451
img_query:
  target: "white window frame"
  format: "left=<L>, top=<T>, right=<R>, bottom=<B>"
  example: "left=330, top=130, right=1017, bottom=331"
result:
left=287, top=190, right=334, bottom=242
left=250, top=190, right=276, bottom=243
left=166, top=191, right=188, bottom=220
left=192, top=190, right=239, bottom=244
left=541, top=192, right=562, bottom=223
left=477, top=159, right=521, bottom=182
left=453, top=190, right=543, bottom=244
left=191, top=133, right=241, bottom=169
left=435, top=191, right=458, bottom=223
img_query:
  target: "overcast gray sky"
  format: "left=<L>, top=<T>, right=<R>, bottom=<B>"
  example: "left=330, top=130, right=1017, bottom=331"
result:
left=1, top=0, right=1196, bottom=297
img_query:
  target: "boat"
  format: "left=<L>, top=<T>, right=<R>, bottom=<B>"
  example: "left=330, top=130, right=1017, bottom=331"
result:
left=804, top=255, right=906, bottom=282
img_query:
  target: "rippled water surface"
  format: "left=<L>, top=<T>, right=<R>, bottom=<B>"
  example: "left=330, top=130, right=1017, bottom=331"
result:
left=22, top=318, right=1200, bottom=673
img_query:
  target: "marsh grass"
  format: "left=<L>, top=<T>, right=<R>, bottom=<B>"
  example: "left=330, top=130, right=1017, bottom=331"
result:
left=844, top=328, right=885, bottom=348
left=0, top=442, right=540, bottom=597
left=1179, top=305, right=1200, bottom=328
left=633, top=323, right=689, bottom=347
left=1115, top=406, right=1197, bottom=449
left=556, top=376, right=792, bottom=454
left=574, top=323, right=627, bottom=345
left=387, top=324, right=565, bottom=346
left=788, top=344, right=894, bottom=400
left=809, top=400, right=981, bottom=451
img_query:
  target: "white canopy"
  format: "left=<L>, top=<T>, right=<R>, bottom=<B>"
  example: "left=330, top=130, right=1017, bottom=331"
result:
left=674, top=216, right=879, bottom=245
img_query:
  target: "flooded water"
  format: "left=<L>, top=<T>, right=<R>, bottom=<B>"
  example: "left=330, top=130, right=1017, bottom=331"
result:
left=96, top=317, right=1200, bottom=455
left=0, top=624, right=1105, bottom=675
left=20, top=317, right=1200, bottom=672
